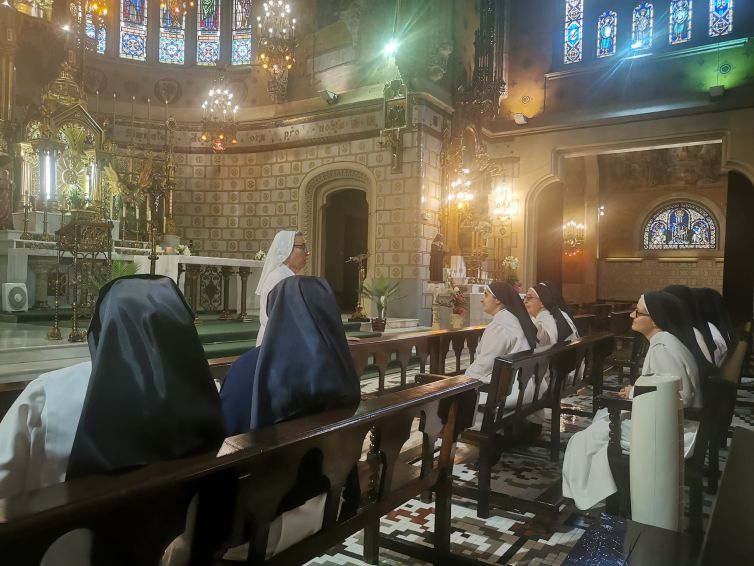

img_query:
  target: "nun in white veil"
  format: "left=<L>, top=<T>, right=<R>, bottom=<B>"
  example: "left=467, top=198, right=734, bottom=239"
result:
left=255, top=231, right=304, bottom=345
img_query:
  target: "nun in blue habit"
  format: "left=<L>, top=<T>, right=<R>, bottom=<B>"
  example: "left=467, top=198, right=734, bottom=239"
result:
left=219, top=276, right=361, bottom=560
left=220, top=275, right=361, bottom=436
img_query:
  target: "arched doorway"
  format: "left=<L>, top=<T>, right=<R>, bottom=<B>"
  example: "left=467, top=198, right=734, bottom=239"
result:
left=535, top=182, right=564, bottom=287
left=323, top=189, right=369, bottom=311
left=723, top=170, right=754, bottom=324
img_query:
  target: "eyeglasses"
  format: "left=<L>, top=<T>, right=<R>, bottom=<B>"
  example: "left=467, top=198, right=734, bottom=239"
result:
left=632, top=308, right=650, bottom=317
left=523, top=294, right=539, bottom=302
left=293, top=243, right=309, bottom=253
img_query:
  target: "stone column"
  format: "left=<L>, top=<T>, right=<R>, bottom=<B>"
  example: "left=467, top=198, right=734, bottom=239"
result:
left=219, top=266, right=234, bottom=320
left=236, top=266, right=253, bottom=322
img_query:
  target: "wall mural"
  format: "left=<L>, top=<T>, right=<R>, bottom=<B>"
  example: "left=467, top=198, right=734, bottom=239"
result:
left=642, top=201, right=717, bottom=250
left=598, top=143, right=724, bottom=191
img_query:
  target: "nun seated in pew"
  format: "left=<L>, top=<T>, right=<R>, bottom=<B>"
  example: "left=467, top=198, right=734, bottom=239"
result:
left=693, top=287, right=735, bottom=367
left=219, top=275, right=362, bottom=560
left=562, top=290, right=709, bottom=510
left=539, top=280, right=580, bottom=341
left=663, top=284, right=719, bottom=367
left=524, top=283, right=575, bottom=346
left=0, top=275, right=226, bottom=565
left=462, top=281, right=540, bottom=434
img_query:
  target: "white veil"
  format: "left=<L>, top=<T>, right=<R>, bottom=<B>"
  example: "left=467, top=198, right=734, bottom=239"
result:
left=255, top=230, right=297, bottom=295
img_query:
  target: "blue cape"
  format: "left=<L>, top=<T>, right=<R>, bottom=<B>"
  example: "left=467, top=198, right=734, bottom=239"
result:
left=221, top=276, right=360, bottom=435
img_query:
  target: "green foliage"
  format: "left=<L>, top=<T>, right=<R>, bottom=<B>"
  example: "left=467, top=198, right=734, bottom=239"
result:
left=361, top=277, right=402, bottom=302
left=84, top=260, right=137, bottom=299
left=66, top=185, right=87, bottom=210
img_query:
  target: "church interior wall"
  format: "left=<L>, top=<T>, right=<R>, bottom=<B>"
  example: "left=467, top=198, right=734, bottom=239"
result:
left=484, top=106, right=754, bottom=293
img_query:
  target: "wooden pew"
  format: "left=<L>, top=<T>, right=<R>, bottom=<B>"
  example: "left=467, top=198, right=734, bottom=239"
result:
left=0, top=376, right=478, bottom=565
left=598, top=336, right=748, bottom=532
left=455, top=333, right=615, bottom=519
left=208, top=326, right=486, bottom=393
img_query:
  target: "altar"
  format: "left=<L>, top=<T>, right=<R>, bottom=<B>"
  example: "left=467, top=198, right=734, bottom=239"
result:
left=133, top=255, right=263, bottom=318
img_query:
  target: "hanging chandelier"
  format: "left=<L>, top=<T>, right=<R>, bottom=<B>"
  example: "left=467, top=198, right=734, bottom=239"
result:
left=447, top=169, right=474, bottom=210
left=257, top=0, right=296, bottom=103
left=200, top=74, right=238, bottom=152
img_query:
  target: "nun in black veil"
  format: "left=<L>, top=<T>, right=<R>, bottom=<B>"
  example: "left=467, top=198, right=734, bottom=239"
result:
left=563, top=291, right=704, bottom=510
left=68, top=275, right=225, bottom=479
left=663, top=284, right=718, bottom=368
left=219, top=276, right=361, bottom=560
left=221, top=276, right=361, bottom=434
left=693, top=287, right=735, bottom=364
left=0, top=275, right=225, bottom=565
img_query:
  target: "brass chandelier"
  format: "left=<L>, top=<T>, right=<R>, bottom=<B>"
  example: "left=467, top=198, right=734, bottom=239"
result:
left=200, top=73, right=238, bottom=152
left=257, top=0, right=296, bottom=103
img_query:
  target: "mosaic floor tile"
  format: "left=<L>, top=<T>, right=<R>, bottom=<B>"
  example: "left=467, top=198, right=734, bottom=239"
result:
left=306, top=350, right=754, bottom=565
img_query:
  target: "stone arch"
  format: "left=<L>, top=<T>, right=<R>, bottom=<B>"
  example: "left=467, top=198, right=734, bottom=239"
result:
left=522, top=173, right=563, bottom=286
left=298, top=163, right=377, bottom=277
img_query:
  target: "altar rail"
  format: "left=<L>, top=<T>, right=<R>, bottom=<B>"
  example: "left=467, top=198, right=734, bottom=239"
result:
left=209, top=326, right=486, bottom=392
left=0, top=376, right=479, bottom=565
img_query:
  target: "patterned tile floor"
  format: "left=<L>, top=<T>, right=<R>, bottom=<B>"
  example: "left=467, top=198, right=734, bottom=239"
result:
left=305, top=357, right=754, bottom=565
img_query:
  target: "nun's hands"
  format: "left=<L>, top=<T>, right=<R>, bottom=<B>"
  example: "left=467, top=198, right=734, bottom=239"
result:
left=618, top=386, right=633, bottom=399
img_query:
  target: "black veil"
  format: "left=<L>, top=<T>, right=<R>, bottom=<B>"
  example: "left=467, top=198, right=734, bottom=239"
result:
left=250, top=276, right=361, bottom=428
left=488, top=280, right=538, bottom=350
left=693, top=287, right=735, bottom=348
left=67, top=275, right=225, bottom=480
left=533, top=282, right=573, bottom=343
left=663, top=284, right=716, bottom=360
left=644, top=290, right=712, bottom=376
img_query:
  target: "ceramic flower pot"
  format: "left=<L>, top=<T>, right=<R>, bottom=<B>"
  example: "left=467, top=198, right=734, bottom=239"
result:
left=451, top=313, right=463, bottom=329
left=371, top=318, right=387, bottom=332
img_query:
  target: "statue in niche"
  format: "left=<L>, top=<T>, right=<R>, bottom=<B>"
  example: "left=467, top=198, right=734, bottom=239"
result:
left=429, top=233, right=445, bottom=282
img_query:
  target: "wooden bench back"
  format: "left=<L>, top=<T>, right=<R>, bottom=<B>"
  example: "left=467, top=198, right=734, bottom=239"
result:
left=0, top=377, right=478, bottom=566
left=481, top=333, right=614, bottom=433
left=208, top=326, right=486, bottom=392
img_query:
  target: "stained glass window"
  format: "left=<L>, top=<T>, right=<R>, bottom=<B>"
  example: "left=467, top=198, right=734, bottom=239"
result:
left=197, top=0, right=221, bottom=65
left=74, top=3, right=107, bottom=55
left=597, top=11, right=617, bottom=57
left=642, top=202, right=717, bottom=250
left=120, top=0, right=148, bottom=60
left=709, top=0, right=733, bottom=37
left=632, top=3, right=653, bottom=50
left=159, top=1, right=186, bottom=64
left=232, top=0, right=253, bottom=65
left=563, top=0, right=584, bottom=64
left=669, top=0, right=692, bottom=44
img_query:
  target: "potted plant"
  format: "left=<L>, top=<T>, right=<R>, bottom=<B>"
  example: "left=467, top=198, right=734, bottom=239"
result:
left=446, top=285, right=466, bottom=328
left=361, top=276, right=402, bottom=332
left=502, top=255, right=520, bottom=286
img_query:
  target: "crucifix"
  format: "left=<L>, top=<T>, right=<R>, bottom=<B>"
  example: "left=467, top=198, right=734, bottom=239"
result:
left=346, top=253, right=370, bottom=322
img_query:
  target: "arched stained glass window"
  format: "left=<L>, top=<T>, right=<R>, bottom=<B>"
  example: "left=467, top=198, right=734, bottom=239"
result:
left=563, top=0, right=584, bottom=64
left=75, top=3, right=107, bottom=54
left=159, top=1, right=186, bottom=64
left=632, top=3, right=653, bottom=50
left=669, top=0, right=692, bottom=44
left=232, top=0, right=253, bottom=65
left=120, top=0, right=148, bottom=60
left=709, top=0, right=733, bottom=37
left=197, top=0, right=221, bottom=66
left=642, top=202, right=717, bottom=250
left=597, top=10, right=617, bottom=57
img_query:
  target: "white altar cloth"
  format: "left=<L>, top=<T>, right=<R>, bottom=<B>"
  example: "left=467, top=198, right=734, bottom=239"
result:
left=133, top=255, right=264, bottom=315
